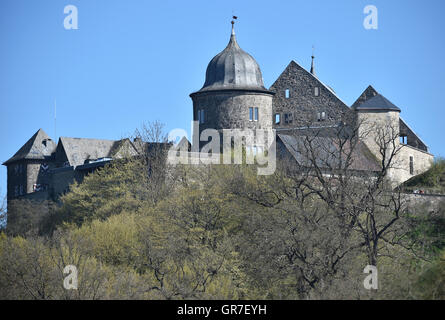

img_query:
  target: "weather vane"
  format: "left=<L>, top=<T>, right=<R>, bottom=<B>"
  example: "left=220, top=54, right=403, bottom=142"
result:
left=231, top=15, right=238, bottom=25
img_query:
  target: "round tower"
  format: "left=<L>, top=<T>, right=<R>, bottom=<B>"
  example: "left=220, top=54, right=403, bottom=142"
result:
left=190, top=21, right=274, bottom=146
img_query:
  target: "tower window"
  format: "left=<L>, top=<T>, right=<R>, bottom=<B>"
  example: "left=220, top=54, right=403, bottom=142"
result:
left=198, top=109, right=205, bottom=124
left=314, top=87, right=319, bottom=96
left=249, top=107, right=259, bottom=121
left=285, top=89, right=290, bottom=99
left=275, top=113, right=281, bottom=124
left=409, top=156, right=414, bottom=175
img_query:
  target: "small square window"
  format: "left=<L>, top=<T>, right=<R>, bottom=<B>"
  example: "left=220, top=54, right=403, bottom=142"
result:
left=285, top=89, right=290, bottom=99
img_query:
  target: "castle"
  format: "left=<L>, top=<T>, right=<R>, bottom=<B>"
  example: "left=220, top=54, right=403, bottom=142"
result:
left=3, top=21, right=434, bottom=207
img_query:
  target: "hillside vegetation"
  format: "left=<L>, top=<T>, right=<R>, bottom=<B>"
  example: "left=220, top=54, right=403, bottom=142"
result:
left=0, top=124, right=444, bottom=300
left=403, top=158, right=445, bottom=194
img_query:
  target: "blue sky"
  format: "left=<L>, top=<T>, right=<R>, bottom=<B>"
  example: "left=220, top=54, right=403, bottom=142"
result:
left=1, top=0, right=444, bottom=200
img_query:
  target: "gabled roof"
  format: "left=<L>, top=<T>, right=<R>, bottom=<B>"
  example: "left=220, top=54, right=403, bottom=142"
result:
left=277, top=132, right=380, bottom=172
left=3, top=129, right=56, bottom=165
left=270, top=60, right=350, bottom=109
left=59, top=137, right=138, bottom=167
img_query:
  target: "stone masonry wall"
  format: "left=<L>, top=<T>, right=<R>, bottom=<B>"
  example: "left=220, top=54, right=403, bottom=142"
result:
left=191, top=90, right=273, bottom=149
left=270, top=61, right=352, bottom=128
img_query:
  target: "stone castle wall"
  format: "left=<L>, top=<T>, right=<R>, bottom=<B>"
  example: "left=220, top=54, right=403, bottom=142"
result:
left=191, top=90, right=273, bottom=148
left=270, top=61, right=352, bottom=128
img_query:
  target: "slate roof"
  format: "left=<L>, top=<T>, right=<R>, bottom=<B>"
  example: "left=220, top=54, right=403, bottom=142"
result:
left=277, top=131, right=380, bottom=172
left=59, top=137, right=138, bottom=167
left=351, top=85, right=378, bottom=109
left=192, top=23, right=269, bottom=94
left=354, top=92, right=401, bottom=112
left=3, top=129, right=56, bottom=165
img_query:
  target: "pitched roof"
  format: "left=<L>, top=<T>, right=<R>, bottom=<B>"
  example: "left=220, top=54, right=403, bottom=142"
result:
left=277, top=132, right=380, bottom=172
left=352, top=86, right=401, bottom=112
left=351, top=85, right=378, bottom=109
left=3, top=129, right=56, bottom=165
left=355, top=93, right=401, bottom=112
left=270, top=60, right=350, bottom=109
left=59, top=137, right=138, bottom=167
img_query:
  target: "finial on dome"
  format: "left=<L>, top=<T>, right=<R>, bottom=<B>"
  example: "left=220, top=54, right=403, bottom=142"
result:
left=228, top=16, right=239, bottom=47
left=231, top=16, right=237, bottom=35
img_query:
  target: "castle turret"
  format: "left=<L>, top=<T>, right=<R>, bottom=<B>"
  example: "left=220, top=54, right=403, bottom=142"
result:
left=2, top=129, right=56, bottom=201
left=190, top=21, right=274, bottom=147
left=353, top=87, right=433, bottom=185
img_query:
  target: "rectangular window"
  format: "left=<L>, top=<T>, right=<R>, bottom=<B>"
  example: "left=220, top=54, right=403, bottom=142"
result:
left=284, top=113, right=294, bottom=124
left=254, top=107, right=258, bottom=121
left=321, top=112, right=326, bottom=120
left=249, top=107, right=253, bottom=121
left=285, top=89, right=290, bottom=99
left=400, top=136, right=407, bottom=144
left=314, top=87, right=319, bottom=96
left=275, top=113, right=281, bottom=124
left=409, top=156, right=414, bottom=175
left=198, top=109, right=205, bottom=124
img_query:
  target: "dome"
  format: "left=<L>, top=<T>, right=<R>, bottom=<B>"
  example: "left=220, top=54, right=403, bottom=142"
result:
left=197, top=24, right=267, bottom=93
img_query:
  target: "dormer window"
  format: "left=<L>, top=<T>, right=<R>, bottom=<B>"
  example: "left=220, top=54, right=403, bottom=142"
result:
left=285, top=89, right=290, bottom=99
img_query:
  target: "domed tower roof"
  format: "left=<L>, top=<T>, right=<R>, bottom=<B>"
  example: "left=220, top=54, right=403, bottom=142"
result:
left=195, top=22, right=268, bottom=93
